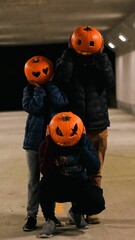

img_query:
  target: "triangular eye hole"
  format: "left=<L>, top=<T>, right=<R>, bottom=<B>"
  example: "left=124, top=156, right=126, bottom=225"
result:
left=70, top=124, right=78, bottom=136
left=77, top=39, right=81, bottom=45
left=56, top=127, right=63, bottom=136
left=43, top=67, right=49, bottom=75
left=90, top=41, right=94, bottom=46
left=32, top=72, right=40, bottom=77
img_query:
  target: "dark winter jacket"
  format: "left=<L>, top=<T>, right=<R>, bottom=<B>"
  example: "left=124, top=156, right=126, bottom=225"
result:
left=22, top=81, right=69, bottom=151
left=54, top=48, right=115, bottom=131
left=39, top=134, right=100, bottom=180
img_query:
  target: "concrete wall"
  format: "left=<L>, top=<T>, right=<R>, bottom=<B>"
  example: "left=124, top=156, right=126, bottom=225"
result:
left=116, top=50, right=135, bottom=115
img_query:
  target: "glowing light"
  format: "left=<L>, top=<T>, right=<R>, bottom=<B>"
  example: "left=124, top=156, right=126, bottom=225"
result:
left=108, top=42, right=115, bottom=49
left=118, top=34, right=127, bottom=42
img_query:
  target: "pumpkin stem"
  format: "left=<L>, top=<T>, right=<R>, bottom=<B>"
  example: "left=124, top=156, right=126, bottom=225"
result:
left=84, top=26, right=91, bottom=31
left=33, top=57, right=40, bottom=63
left=61, top=114, right=71, bottom=121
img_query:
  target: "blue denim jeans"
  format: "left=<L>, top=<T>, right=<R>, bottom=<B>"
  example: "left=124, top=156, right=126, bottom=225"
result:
left=26, top=150, right=40, bottom=218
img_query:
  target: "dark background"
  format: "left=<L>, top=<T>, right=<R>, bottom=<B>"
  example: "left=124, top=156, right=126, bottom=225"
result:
left=0, top=43, right=116, bottom=111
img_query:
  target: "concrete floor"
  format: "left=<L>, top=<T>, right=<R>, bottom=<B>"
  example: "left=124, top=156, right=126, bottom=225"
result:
left=0, top=108, right=135, bottom=240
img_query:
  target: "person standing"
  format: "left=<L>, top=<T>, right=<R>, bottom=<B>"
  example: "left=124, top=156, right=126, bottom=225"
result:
left=53, top=26, right=115, bottom=224
left=22, top=55, right=69, bottom=231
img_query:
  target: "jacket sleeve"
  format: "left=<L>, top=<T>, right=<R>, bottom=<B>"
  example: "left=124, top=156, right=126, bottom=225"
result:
left=54, top=48, right=76, bottom=93
left=22, top=84, right=46, bottom=115
left=80, top=134, right=100, bottom=173
left=94, top=52, right=115, bottom=89
left=44, top=81, right=69, bottom=112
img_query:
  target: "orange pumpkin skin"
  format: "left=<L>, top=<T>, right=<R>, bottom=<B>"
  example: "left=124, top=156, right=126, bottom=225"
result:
left=70, top=26, right=103, bottom=55
left=24, top=55, right=53, bottom=85
left=49, top=112, right=84, bottom=147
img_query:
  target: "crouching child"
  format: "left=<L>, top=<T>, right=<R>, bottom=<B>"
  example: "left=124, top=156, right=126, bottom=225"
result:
left=38, top=111, right=105, bottom=238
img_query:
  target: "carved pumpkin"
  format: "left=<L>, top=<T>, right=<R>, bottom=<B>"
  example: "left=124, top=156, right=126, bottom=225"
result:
left=70, top=26, right=103, bottom=55
left=49, top=112, right=84, bottom=146
left=24, top=55, right=53, bottom=85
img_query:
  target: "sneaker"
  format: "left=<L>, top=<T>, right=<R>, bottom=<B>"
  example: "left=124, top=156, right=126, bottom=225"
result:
left=68, top=208, right=88, bottom=229
left=39, top=219, right=56, bottom=238
left=23, top=216, right=37, bottom=231
left=85, top=214, right=100, bottom=224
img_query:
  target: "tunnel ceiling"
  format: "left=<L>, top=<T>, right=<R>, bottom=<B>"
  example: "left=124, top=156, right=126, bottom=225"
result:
left=0, top=0, right=135, bottom=55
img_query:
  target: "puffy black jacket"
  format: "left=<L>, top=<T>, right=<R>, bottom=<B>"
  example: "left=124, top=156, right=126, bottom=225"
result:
left=22, top=81, right=69, bottom=151
left=54, top=48, right=115, bottom=130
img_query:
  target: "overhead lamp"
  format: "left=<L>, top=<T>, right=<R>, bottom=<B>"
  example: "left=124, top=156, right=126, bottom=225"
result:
left=118, top=34, right=127, bottom=42
left=108, top=42, right=115, bottom=49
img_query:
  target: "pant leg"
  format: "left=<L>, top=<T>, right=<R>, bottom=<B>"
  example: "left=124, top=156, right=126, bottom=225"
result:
left=86, top=128, right=108, bottom=187
left=26, top=150, right=40, bottom=218
left=39, top=174, right=82, bottom=220
left=39, top=177, right=57, bottom=220
left=71, top=181, right=105, bottom=215
left=39, top=173, right=105, bottom=217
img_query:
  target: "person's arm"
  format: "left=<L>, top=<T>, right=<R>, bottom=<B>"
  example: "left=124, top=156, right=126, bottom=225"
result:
left=80, top=134, right=100, bottom=172
left=93, top=52, right=115, bottom=89
left=44, top=81, right=69, bottom=111
left=22, top=83, right=46, bottom=115
left=54, top=48, right=76, bottom=93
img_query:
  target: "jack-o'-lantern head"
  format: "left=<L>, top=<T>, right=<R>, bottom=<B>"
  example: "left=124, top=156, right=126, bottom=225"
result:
left=24, top=55, right=53, bottom=85
left=49, top=112, right=84, bottom=147
left=70, top=26, right=103, bottom=55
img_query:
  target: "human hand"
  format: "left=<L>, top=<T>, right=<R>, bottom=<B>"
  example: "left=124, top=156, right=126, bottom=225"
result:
left=45, top=125, right=49, bottom=136
left=83, top=126, right=86, bottom=134
left=28, top=80, right=40, bottom=87
left=68, top=35, right=73, bottom=49
left=80, top=133, right=87, bottom=146
left=97, top=36, right=104, bottom=54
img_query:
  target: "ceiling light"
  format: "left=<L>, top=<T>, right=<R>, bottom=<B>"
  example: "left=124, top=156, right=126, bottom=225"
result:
left=118, top=34, right=127, bottom=42
left=108, top=42, right=115, bottom=49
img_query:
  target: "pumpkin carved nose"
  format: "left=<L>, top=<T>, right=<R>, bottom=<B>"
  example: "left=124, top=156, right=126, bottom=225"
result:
left=43, top=68, right=49, bottom=75
left=90, top=41, right=94, bottom=46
